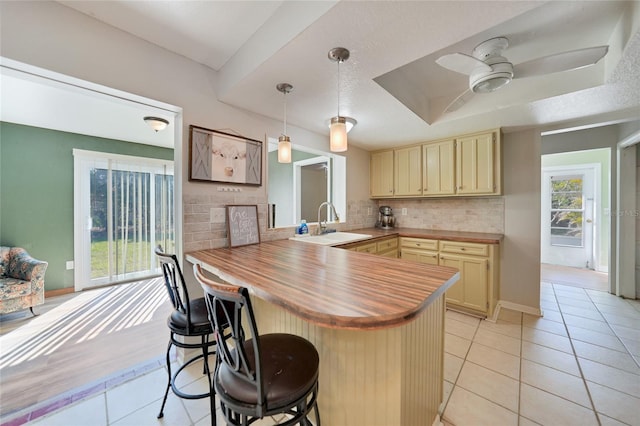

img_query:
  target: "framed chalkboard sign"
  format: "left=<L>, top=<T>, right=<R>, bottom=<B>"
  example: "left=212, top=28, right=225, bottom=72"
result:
left=226, top=205, right=260, bottom=248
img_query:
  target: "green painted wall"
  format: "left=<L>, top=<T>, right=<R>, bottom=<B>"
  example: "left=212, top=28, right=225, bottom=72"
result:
left=542, top=148, right=611, bottom=271
left=0, top=122, right=173, bottom=291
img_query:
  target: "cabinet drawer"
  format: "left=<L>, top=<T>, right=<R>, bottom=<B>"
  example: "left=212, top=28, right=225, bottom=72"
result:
left=439, top=241, right=489, bottom=257
left=376, top=238, right=398, bottom=252
left=356, top=242, right=377, bottom=253
left=401, top=237, right=438, bottom=251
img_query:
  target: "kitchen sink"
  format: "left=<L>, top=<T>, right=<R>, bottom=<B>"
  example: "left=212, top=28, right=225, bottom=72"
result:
left=289, top=232, right=372, bottom=246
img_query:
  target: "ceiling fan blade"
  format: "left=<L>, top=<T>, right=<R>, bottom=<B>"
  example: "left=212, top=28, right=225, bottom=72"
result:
left=444, top=89, right=474, bottom=113
left=513, top=45, right=609, bottom=79
left=436, top=53, right=491, bottom=75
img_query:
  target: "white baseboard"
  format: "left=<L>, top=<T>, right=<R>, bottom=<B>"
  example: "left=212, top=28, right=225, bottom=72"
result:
left=488, top=300, right=542, bottom=322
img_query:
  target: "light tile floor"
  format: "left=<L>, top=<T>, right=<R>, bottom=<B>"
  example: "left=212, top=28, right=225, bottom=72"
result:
left=441, top=282, right=640, bottom=426
left=5, top=282, right=640, bottom=426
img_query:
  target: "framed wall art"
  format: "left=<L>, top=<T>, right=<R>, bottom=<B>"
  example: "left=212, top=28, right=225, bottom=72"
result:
left=189, top=125, right=262, bottom=185
left=226, top=205, right=260, bottom=247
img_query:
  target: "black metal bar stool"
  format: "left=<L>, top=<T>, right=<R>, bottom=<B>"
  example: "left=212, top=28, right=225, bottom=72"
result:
left=155, top=246, right=219, bottom=424
left=194, top=264, right=321, bottom=426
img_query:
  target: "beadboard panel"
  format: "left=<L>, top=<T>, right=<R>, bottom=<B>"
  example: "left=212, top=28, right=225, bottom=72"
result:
left=252, top=295, right=444, bottom=426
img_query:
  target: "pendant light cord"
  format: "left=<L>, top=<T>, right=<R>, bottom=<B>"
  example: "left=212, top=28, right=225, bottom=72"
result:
left=336, top=59, right=341, bottom=117
left=283, top=90, right=287, bottom=135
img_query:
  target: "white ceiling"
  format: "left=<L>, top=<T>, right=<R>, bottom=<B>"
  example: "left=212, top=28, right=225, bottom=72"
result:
left=5, top=1, right=640, bottom=150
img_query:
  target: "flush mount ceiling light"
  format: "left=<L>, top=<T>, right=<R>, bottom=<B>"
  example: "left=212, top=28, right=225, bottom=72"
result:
left=328, top=47, right=353, bottom=153
left=276, top=83, right=293, bottom=163
left=143, top=116, right=169, bottom=132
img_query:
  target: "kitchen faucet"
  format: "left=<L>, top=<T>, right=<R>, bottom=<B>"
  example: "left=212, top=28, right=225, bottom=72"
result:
left=317, top=201, right=340, bottom=235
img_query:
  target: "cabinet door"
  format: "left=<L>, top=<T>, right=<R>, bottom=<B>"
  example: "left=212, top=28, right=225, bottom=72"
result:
left=456, top=132, right=495, bottom=195
left=394, top=146, right=422, bottom=196
left=423, top=140, right=455, bottom=196
left=370, top=150, right=394, bottom=197
left=400, top=248, right=439, bottom=265
left=440, top=253, right=488, bottom=313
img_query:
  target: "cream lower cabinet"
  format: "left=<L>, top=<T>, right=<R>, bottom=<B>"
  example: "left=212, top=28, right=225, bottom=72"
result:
left=399, top=237, right=439, bottom=265
left=342, top=236, right=398, bottom=258
left=400, top=237, right=499, bottom=317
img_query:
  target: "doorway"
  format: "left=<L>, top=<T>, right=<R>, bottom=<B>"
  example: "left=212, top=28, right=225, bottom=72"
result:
left=540, top=148, right=610, bottom=291
left=74, top=150, right=175, bottom=290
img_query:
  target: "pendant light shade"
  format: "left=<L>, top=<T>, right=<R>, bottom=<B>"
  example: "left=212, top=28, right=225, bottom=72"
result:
left=330, top=116, right=347, bottom=152
left=278, top=135, right=292, bottom=163
left=276, top=83, right=293, bottom=163
left=328, top=47, right=353, bottom=153
left=143, top=116, right=169, bottom=132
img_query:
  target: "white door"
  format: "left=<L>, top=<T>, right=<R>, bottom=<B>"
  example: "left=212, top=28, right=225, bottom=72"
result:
left=541, top=166, right=596, bottom=269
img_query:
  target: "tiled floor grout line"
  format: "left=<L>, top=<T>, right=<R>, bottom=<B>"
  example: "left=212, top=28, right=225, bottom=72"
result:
left=440, top=311, right=481, bottom=422
left=551, top=283, right=603, bottom=426
left=587, top=294, right=640, bottom=369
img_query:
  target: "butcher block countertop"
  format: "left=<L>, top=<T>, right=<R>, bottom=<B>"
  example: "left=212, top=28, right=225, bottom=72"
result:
left=187, top=238, right=459, bottom=330
left=343, top=227, right=504, bottom=245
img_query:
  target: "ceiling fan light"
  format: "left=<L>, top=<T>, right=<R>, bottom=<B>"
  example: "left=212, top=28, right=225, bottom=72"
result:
left=472, top=74, right=512, bottom=93
left=330, top=116, right=348, bottom=152
left=470, top=61, right=513, bottom=93
left=278, top=135, right=292, bottom=163
left=144, top=116, right=169, bottom=132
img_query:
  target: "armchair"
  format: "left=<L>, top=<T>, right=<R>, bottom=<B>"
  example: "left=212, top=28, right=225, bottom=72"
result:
left=0, top=247, right=48, bottom=315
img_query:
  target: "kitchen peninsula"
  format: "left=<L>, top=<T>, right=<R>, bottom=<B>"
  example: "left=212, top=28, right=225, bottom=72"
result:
left=187, top=236, right=460, bottom=426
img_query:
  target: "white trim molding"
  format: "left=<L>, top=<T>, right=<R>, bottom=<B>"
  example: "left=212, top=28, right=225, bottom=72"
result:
left=488, top=300, right=543, bottom=322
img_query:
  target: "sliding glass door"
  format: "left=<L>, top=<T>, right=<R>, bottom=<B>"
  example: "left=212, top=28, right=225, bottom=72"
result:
left=74, top=150, right=174, bottom=290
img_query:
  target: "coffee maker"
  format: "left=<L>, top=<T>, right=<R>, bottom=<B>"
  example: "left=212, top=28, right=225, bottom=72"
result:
left=376, top=206, right=395, bottom=229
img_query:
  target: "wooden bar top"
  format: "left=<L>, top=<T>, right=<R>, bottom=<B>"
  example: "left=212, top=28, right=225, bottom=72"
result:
left=187, top=239, right=459, bottom=330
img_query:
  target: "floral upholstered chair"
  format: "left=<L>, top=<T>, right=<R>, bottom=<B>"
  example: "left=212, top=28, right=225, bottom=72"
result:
left=0, top=247, right=48, bottom=315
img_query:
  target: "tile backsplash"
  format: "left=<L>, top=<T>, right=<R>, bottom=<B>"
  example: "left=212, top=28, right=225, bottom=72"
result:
left=377, top=198, right=505, bottom=234
left=183, top=194, right=503, bottom=252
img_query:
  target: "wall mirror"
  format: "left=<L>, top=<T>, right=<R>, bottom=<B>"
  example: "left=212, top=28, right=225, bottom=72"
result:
left=267, top=140, right=346, bottom=228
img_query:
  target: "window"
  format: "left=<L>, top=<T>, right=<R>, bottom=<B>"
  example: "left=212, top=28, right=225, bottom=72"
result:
left=550, top=175, right=584, bottom=247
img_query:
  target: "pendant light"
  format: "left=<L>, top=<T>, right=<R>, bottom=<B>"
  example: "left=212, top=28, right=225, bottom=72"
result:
left=276, top=83, right=293, bottom=163
left=328, top=47, right=352, bottom=152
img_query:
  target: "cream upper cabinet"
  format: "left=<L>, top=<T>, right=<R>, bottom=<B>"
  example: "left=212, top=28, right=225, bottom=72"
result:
left=369, top=128, right=501, bottom=198
left=394, top=146, right=422, bottom=196
left=422, top=139, right=455, bottom=196
left=370, top=150, right=394, bottom=197
left=455, top=131, right=500, bottom=195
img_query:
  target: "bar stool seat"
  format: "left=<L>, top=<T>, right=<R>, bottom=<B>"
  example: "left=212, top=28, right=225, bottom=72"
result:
left=217, top=334, right=319, bottom=407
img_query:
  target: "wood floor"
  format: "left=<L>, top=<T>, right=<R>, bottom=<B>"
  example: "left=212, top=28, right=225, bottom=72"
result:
left=0, top=278, right=173, bottom=418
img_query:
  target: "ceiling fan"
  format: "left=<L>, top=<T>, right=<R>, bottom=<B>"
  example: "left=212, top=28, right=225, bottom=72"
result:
left=435, top=36, right=609, bottom=113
